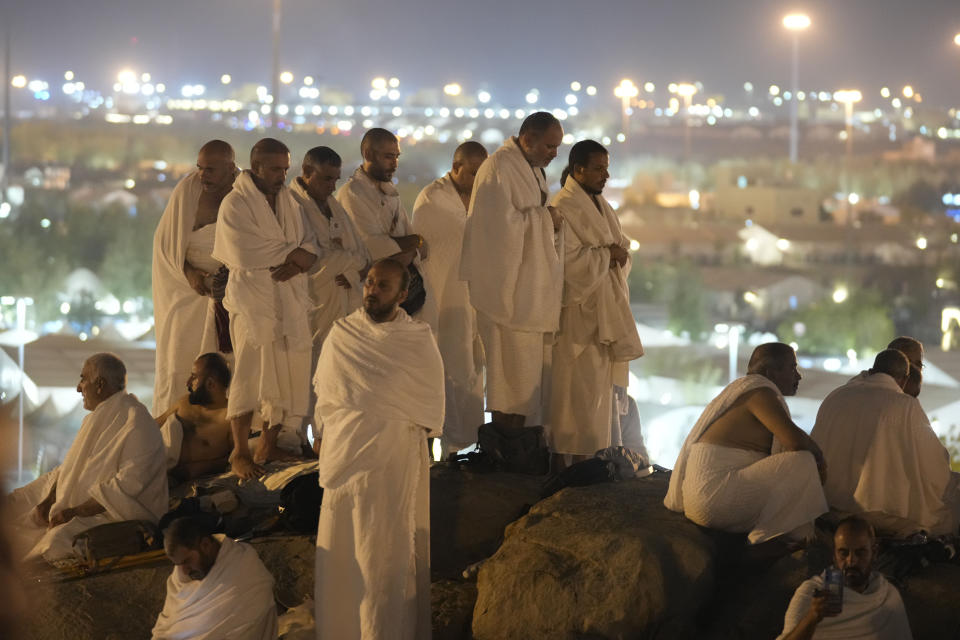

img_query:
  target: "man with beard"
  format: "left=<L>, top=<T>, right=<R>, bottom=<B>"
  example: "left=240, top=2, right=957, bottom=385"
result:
left=152, top=516, right=277, bottom=640
left=152, top=140, right=237, bottom=415
left=777, top=516, right=912, bottom=639
left=665, top=343, right=827, bottom=545
left=548, top=140, right=644, bottom=470
left=213, top=138, right=317, bottom=479
left=338, top=128, right=437, bottom=330
left=155, top=353, right=233, bottom=481
left=313, top=258, right=444, bottom=639
left=459, top=112, right=565, bottom=429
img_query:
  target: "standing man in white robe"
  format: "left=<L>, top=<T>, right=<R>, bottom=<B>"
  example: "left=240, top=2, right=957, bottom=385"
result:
left=812, top=348, right=959, bottom=537
left=665, top=343, right=828, bottom=544
left=212, top=138, right=317, bottom=479
left=777, top=516, right=912, bottom=639
left=338, top=128, right=437, bottom=330
left=314, top=259, right=444, bottom=640
left=549, top=140, right=644, bottom=468
left=152, top=517, right=278, bottom=640
left=6, top=353, right=168, bottom=560
left=460, top=112, right=565, bottom=428
left=152, top=140, right=237, bottom=415
left=412, top=141, right=487, bottom=453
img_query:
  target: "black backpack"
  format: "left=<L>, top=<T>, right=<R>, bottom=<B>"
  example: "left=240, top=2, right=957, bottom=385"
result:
left=476, top=422, right=550, bottom=476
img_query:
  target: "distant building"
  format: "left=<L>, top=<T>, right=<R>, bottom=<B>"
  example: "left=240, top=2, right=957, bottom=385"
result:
left=883, top=137, right=936, bottom=163
left=715, top=183, right=821, bottom=224
left=698, top=266, right=824, bottom=324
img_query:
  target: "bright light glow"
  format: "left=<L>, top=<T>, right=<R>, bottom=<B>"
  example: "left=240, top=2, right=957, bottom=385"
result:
left=443, top=83, right=462, bottom=96
left=122, top=300, right=137, bottom=314
left=570, top=81, right=581, bottom=91
left=832, top=287, right=848, bottom=303
left=743, top=291, right=758, bottom=304
left=586, top=85, right=597, bottom=96
left=688, top=189, right=700, bottom=210
left=644, top=81, right=655, bottom=92
left=389, top=77, right=400, bottom=88
left=916, top=236, right=928, bottom=250
left=11, top=75, right=26, bottom=88
left=880, top=86, right=890, bottom=98
left=478, top=90, right=491, bottom=103
left=776, top=238, right=791, bottom=251
left=891, top=97, right=902, bottom=108
left=823, top=358, right=842, bottom=372
left=782, top=13, right=811, bottom=30
left=745, top=238, right=758, bottom=251
left=40, top=218, right=51, bottom=229
left=0, top=202, right=10, bottom=219
left=937, top=278, right=946, bottom=289
left=833, top=89, right=862, bottom=104
left=848, top=192, right=860, bottom=205
left=387, top=89, right=400, bottom=101
left=562, top=133, right=574, bottom=144
left=60, top=302, right=71, bottom=314
left=392, top=106, right=402, bottom=116
left=954, top=33, right=960, bottom=46
left=629, top=239, right=640, bottom=251
left=279, top=71, right=294, bottom=84
left=117, top=69, right=136, bottom=84
left=769, top=84, right=780, bottom=96
left=748, top=106, right=760, bottom=117
left=124, top=178, right=136, bottom=189
left=303, top=75, right=314, bottom=86
left=676, top=83, right=697, bottom=98
left=902, top=85, right=914, bottom=99
left=616, top=133, right=626, bottom=142
left=220, top=74, right=231, bottom=84
left=614, top=79, right=639, bottom=99
left=525, top=91, right=539, bottom=104
left=371, top=77, right=387, bottom=90
left=565, top=93, right=578, bottom=105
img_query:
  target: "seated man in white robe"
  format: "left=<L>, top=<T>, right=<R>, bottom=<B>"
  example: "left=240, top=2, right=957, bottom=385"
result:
left=290, top=146, right=370, bottom=452
left=460, top=111, right=565, bottom=428
left=212, top=138, right=317, bottom=479
left=665, top=343, right=828, bottom=544
left=314, top=259, right=444, bottom=640
left=549, top=140, right=644, bottom=470
left=155, top=353, right=233, bottom=481
left=777, top=516, right=912, bottom=640
left=338, top=128, right=437, bottom=330
left=6, top=353, right=168, bottom=561
left=888, top=335, right=924, bottom=398
left=152, top=140, right=237, bottom=415
left=412, top=141, right=488, bottom=454
left=812, top=347, right=959, bottom=537
left=152, top=516, right=277, bottom=640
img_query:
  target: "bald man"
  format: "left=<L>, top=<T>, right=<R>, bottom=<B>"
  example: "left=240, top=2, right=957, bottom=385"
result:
left=338, top=128, right=438, bottom=330
left=152, top=140, right=237, bottom=415
left=314, top=258, right=444, bottom=640
left=665, top=343, right=827, bottom=544
left=412, top=141, right=488, bottom=453
left=212, top=138, right=317, bottom=479
left=812, top=347, right=960, bottom=537
left=887, top=336, right=923, bottom=397
left=460, top=112, right=565, bottom=429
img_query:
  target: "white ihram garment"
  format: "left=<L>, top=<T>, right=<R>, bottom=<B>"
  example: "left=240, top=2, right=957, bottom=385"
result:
left=337, top=167, right=438, bottom=331
left=812, top=372, right=959, bottom=536
left=152, top=535, right=278, bottom=640
left=151, top=171, right=222, bottom=415
left=459, top=137, right=563, bottom=422
left=314, top=309, right=444, bottom=640
left=212, top=171, right=314, bottom=438
left=412, top=174, right=484, bottom=449
left=548, top=177, right=644, bottom=455
left=7, top=392, right=168, bottom=560
left=664, top=375, right=827, bottom=543
left=777, top=571, right=912, bottom=640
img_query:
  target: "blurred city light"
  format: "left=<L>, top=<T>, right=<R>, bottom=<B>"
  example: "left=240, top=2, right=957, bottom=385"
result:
left=782, top=13, right=811, bottom=30
left=443, top=83, right=462, bottom=96
left=220, top=74, right=231, bottom=84
left=832, top=287, right=848, bottom=303
left=11, top=75, right=27, bottom=88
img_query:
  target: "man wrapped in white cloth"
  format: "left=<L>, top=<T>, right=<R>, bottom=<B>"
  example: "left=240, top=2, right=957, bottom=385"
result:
left=459, top=111, right=565, bottom=429
left=412, top=141, right=488, bottom=453
left=152, top=140, right=237, bottom=415
left=665, top=343, right=828, bottom=544
left=152, top=516, right=277, bottom=640
left=777, top=516, right=913, bottom=640
left=338, top=128, right=437, bottom=330
left=548, top=140, right=644, bottom=469
left=314, top=259, right=444, bottom=640
left=212, top=138, right=317, bottom=480
left=6, top=353, right=168, bottom=560
left=812, top=347, right=960, bottom=537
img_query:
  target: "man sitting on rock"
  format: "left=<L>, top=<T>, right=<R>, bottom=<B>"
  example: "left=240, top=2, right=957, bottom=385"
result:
left=152, top=516, right=277, bottom=640
left=6, top=353, right=168, bottom=561
left=812, top=347, right=960, bottom=537
left=777, top=516, right=912, bottom=639
left=665, top=343, right=828, bottom=544
left=155, top=353, right=234, bottom=481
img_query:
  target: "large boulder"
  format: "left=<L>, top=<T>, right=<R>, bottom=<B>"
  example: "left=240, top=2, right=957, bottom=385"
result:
left=473, top=473, right=717, bottom=639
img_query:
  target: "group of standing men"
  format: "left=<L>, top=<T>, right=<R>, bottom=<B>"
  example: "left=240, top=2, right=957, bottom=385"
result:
left=147, top=111, right=643, bottom=638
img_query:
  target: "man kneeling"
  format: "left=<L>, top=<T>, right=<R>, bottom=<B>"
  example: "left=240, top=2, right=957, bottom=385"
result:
left=777, top=516, right=912, bottom=639
left=152, top=516, right=278, bottom=640
left=155, top=353, right=233, bottom=481
left=665, top=343, right=828, bottom=543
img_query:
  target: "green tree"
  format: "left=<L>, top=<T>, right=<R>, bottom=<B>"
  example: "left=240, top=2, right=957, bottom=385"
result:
left=776, top=290, right=893, bottom=356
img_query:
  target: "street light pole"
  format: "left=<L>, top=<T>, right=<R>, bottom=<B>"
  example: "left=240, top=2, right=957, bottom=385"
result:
left=783, top=13, right=811, bottom=164
left=2, top=20, right=10, bottom=203
left=271, top=0, right=281, bottom=128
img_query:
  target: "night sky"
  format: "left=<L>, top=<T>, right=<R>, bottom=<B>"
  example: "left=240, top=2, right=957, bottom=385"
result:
left=5, top=0, right=960, bottom=106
